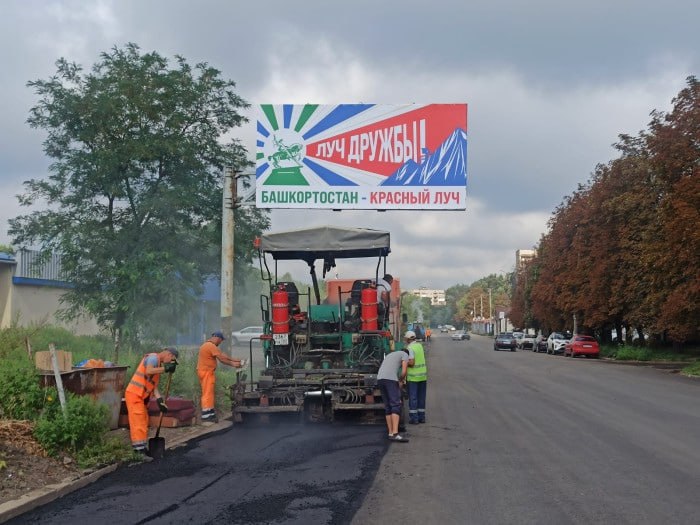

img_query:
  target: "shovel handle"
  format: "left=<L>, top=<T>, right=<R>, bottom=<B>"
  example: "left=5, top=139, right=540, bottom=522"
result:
left=154, top=372, right=173, bottom=439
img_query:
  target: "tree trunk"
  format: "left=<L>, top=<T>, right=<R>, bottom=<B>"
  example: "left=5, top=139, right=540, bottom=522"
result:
left=113, top=326, right=121, bottom=364
left=615, top=321, right=623, bottom=344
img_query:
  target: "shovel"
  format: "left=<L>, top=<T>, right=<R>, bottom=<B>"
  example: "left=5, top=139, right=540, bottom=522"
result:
left=147, top=371, right=173, bottom=460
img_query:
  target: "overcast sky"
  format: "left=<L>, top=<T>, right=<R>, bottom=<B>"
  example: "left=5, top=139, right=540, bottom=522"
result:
left=1, top=1, right=697, bottom=290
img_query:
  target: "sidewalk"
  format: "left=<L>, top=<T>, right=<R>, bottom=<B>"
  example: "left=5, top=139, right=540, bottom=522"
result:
left=0, top=419, right=232, bottom=524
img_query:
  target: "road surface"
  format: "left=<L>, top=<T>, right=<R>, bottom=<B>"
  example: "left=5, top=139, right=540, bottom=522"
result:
left=10, top=333, right=700, bottom=524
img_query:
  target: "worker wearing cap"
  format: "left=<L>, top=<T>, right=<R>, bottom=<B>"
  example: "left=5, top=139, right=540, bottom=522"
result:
left=197, top=331, right=242, bottom=423
left=405, top=330, right=428, bottom=424
left=124, top=347, right=179, bottom=455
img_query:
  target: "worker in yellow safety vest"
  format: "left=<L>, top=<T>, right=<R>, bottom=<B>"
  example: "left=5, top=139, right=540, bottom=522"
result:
left=405, top=330, right=427, bottom=424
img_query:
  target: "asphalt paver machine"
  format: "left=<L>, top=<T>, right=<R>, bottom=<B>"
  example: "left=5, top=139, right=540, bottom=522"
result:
left=231, top=226, right=402, bottom=424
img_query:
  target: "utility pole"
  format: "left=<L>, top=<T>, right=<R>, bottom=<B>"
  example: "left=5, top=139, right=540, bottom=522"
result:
left=220, top=167, right=236, bottom=353
left=489, top=288, right=493, bottom=335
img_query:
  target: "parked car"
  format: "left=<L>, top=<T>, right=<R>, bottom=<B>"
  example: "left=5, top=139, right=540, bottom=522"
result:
left=519, top=333, right=536, bottom=350
left=494, top=333, right=517, bottom=351
left=512, top=331, right=524, bottom=346
left=564, top=335, right=600, bottom=358
left=535, top=335, right=548, bottom=353
left=546, top=332, right=569, bottom=355
left=451, top=330, right=470, bottom=341
left=441, top=324, right=456, bottom=333
left=230, top=326, right=265, bottom=346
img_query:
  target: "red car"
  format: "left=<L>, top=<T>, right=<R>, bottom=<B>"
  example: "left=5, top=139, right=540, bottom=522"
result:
left=564, top=335, right=600, bottom=358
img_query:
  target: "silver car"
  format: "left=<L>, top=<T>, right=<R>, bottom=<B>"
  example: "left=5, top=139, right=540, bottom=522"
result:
left=230, top=326, right=264, bottom=346
left=451, top=330, right=470, bottom=341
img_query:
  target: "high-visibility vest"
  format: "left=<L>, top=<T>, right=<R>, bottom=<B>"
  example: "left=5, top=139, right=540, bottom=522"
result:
left=125, top=353, right=160, bottom=399
left=406, top=341, right=427, bottom=382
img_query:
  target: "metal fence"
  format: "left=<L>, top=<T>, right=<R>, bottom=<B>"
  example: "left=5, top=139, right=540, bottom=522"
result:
left=15, top=248, right=67, bottom=281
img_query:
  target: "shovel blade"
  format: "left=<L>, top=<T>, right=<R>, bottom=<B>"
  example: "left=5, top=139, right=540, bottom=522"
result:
left=148, top=437, right=165, bottom=459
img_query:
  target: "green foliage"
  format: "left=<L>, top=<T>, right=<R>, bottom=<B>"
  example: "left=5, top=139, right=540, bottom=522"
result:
left=682, top=362, right=700, bottom=377
left=612, top=347, right=654, bottom=361
left=11, top=42, right=269, bottom=344
left=0, top=244, right=14, bottom=254
left=25, top=326, right=113, bottom=363
left=0, top=350, right=57, bottom=420
left=75, top=436, right=137, bottom=470
left=400, top=294, right=432, bottom=325
left=523, top=77, right=699, bottom=344
left=34, top=393, right=109, bottom=456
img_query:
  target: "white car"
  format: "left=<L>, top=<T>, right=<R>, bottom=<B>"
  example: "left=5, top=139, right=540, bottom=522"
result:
left=230, top=326, right=264, bottom=346
left=546, top=332, right=570, bottom=355
left=519, top=333, right=536, bottom=350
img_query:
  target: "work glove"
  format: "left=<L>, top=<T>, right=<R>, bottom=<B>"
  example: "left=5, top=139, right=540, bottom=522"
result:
left=156, top=397, right=168, bottom=413
left=163, top=361, right=177, bottom=373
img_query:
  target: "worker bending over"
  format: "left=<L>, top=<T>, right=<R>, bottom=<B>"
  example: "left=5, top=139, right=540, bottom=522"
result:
left=124, top=347, right=179, bottom=455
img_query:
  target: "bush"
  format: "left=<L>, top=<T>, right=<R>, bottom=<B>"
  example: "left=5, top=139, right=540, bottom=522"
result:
left=0, top=350, right=57, bottom=420
left=34, top=393, right=109, bottom=456
left=76, top=436, right=139, bottom=470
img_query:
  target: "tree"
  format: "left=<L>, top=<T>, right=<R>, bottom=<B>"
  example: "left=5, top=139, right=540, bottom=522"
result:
left=644, top=76, right=700, bottom=342
left=10, top=43, right=270, bottom=359
left=400, top=294, right=432, bottom=325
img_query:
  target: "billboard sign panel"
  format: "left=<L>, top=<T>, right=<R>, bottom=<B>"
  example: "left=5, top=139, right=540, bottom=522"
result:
left=256, top=104, right=467, bottom=210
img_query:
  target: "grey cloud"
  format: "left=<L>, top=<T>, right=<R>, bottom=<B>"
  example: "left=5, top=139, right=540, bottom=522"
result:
left=0, top=0, right=697, bottom=291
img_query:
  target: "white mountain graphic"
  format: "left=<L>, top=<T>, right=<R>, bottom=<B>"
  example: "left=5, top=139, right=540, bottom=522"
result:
left=380, top=128, right=467, bottom=186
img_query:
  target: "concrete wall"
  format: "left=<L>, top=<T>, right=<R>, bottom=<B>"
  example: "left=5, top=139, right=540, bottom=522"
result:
left=1, top=277, right=102, bottom=335
left=0, top=263, right=13, bottom=327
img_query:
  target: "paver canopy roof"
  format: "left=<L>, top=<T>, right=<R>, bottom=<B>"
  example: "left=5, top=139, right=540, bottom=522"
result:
left=260, top=226, right=390, bottom=263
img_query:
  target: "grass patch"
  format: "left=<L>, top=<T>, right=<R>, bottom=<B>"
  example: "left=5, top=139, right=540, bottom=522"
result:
left=76, top=436, right=139, bottom=470
left=682, top=362, right=700, bottom=377
left=615, top=347, right=654, bottom=361
left=601, top=342, right=700, bottom=364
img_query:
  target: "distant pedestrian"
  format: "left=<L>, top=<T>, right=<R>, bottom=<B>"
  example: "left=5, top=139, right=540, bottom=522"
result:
left=425, top=327, right=432, bottom=341
left=124, top=347, right=179, bottom=455
left=197, top=331, right=242, bottom=423
left=405, top=331, right=427, bottom=424
left=377, top=337, right=410, bottom=442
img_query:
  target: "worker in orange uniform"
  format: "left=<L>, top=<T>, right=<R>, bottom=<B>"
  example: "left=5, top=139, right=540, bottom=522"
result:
left=197, top=331, right=242, bottom=423
left=124, top=347, right=179, bottom=455
left=425, top=327, right=432, bottom=342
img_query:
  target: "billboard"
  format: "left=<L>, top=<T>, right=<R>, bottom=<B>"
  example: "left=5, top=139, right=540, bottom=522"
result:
left=255, top=104, right=468, bottom=210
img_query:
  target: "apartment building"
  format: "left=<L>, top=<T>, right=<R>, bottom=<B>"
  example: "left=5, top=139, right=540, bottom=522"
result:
left=409, top=287, right=446, bottom=306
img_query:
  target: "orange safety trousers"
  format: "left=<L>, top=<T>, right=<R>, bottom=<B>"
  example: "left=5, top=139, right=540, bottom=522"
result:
left=198, top=369, right=216, bottom=411
left=125, top=390, right=150, bottom=450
